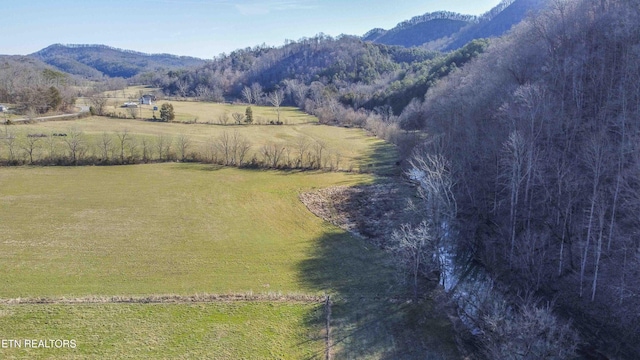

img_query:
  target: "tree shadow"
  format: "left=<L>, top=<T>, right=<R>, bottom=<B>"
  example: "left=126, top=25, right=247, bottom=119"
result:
left=297, top=229, right=460, bottom=359
left=353, top=140, right=403, bottom=177
left=169, top=163, right=224, bottom=172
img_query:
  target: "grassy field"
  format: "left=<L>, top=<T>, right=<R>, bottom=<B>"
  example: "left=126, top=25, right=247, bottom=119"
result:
left=87, top=85, right=314, bottom=125
left=0, top=302, right=324, bottom=359
left=0, top=163, right=459, bottom=359
left=0, top=164, right=377, bottom=297
left=0, top=97, right=458, bottom=358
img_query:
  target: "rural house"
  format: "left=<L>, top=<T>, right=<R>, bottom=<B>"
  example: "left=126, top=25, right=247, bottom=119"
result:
left=0, top=104, right=6, bottom=112
left=139, top=94, right=156, bottom=105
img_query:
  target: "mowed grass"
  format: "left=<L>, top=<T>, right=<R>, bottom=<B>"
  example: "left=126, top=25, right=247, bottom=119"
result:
left=0, top=302, right=324, bottom=359
left=0, top=164, right=376, bottom=297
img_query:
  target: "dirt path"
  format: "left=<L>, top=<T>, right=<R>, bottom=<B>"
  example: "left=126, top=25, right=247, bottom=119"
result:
left=7, top=106, right=89, bottom=124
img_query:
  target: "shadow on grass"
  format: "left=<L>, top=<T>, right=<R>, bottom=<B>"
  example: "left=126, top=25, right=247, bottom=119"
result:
left=170, top=163, right=225, bottom=172
left=353, top=140, right=402, bottom=177
left=297, top=230, right=459, bottom=359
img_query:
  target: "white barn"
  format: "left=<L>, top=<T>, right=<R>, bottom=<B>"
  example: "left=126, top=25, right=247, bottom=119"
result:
left=139, top=94, right=156, bottom=105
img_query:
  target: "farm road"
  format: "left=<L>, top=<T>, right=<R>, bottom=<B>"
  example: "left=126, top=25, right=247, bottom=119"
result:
left=7, top=106, right=89, bottom=124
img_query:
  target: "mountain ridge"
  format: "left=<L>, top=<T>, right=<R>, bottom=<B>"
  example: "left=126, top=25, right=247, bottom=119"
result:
left=29, top=43, right=207, bottom=79
left=363, top=0, right=544, bottom=50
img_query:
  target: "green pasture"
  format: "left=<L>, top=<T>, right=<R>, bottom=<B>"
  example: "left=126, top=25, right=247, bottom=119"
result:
left=0, top=164, right=377, bottom=297
left=0, top=302, right=324, bottom=359
left=0, top=164, right=459, bottom=358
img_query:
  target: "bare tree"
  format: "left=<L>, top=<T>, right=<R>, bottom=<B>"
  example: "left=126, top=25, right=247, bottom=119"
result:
left=312, top=139, right=326, bottom=169
left=580, top=134, right=607, bottom=298
left=261, top=143, right=286, bottom=168
left=217, top=132, right=231, bottom=165
left=295, top=135, right=309, bottom=168
left=481, top=300, right=579, bottom=359
left=20, top=134, right=41, bottom=164
left=177, top=80, right=189, bottom=98
left=250, top=83, right=263, bottom=105
left=407, top=149, right=457, bottom=286
left=88, top=93, right=109, bottom=116
left=500, top=131, right=527, bottom=264
left=141, top=137, right=154, bottom=163
left=196, top=85, right=213, bottom=101
left=177, top=133, right=191, bottom=161
left=204, top=136, right=218, bottom=163
left=232, top=112, right=245, bottom=124
left=115, top=129, right=130, bottom=163
left=283, top=79, right=307, bottom=107
left=63, top=127, right=85, bottom=165
left=156, top=134, right=172, bottom=161
left=46, top=132, right=59, bottom=161
left=3, top=129, right=17, bottom=163
left=232, top=131, right=251, bottom=166
left=241, top=86, right=253, bottom=104
left=98, top=132, right=113, bottom=162
left=391, top=221, right=437, bottom=299
left=218, top=111, right=230, bottom=125
left=268, top=89, right=285, bottom=123
left=127, top=106, right=138, bottom=119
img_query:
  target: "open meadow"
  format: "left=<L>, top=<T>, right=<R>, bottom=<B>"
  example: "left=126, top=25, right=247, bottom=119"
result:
left=0, top=165, right=378, bottom=297
left=2, top=114, right=395, bottom=173
left=0, top=102, right=458, bottom=359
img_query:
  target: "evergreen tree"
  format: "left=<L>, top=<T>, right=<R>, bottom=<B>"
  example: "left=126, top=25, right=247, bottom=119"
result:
left=245, top=106, right=253, bottom=124
left=159, top=103, right=175, bottom=122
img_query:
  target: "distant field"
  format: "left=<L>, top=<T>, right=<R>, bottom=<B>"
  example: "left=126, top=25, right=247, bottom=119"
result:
left=92, top=85, right=314, bottom=125
left=4, top=113, right=396, bottom=173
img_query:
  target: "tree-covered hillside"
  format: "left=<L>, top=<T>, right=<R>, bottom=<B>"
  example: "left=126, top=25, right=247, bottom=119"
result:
left=363, top=0, right=545, bottom=51
left=364, top=12, right=473, bottom=48
left=405, top=0, right=640, bottom=356
left=149, top=35, right=485, bottom=124
left=0, top=55, right=78, bottom=114
left=31, top=44, right=207, bottom=79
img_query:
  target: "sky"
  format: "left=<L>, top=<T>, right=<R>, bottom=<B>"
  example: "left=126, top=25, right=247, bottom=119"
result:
left=1, top=0, right=504, bottom=59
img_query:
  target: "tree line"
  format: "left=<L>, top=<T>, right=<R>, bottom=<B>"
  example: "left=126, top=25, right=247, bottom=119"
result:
left=0, top=128, right=351, bottom=171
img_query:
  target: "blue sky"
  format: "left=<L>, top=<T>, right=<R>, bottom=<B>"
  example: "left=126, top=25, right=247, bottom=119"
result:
left=2, top=0, right=503, bottom=59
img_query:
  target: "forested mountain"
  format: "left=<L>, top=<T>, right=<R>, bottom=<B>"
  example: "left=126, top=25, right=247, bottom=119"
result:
left=364, top=0, right=545, bottom=51
left=148, top=35, right=440, bottom=100
left=146, top=34, right=486, bottom=125
left=362, top=12, right=474, bottom=48
left=30, top=44, right=207, bottom=79
left=444, top=0, right=547, bottom=50
left=404, top=0, right=640, bottom=356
